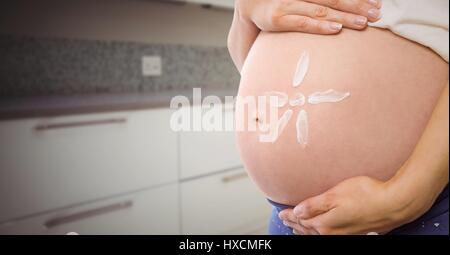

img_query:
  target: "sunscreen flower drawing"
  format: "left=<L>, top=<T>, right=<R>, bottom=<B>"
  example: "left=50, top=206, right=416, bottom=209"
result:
left=259, top=51, right=351, bottom=148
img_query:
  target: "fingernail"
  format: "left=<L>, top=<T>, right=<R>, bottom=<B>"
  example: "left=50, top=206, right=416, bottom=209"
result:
left=283, top=221, right=289, bottom=226
left=330, top=23, right=342, bottom=31
left=355, top=17, right=368, bottom=26
left=368, top=0, right=379, bottom=7
left=368, top=8, right=381, bottom=19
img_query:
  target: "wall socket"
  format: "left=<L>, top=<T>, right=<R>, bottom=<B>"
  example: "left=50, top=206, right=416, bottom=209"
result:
left=142, top=56, right=162, bottom=77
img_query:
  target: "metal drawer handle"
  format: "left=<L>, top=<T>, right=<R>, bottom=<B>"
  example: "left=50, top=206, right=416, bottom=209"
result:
left=35, top=118, right=127, bottom=131
left=221, top=172, right=248, bottom=183
left=44, top=200, right=133, bottom=229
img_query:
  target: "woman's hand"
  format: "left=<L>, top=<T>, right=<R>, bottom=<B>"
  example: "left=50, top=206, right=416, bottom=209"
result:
left=279, top=176, right=406, bottom=235
left=279, top=85, right=449, bottom=235
left=236, top=0, right=382, bottom=34
left=228, top=0, right=382, bottom=71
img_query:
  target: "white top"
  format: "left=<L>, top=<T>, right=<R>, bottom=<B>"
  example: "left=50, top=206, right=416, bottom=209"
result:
left=369, top=0, right=449, bottom=62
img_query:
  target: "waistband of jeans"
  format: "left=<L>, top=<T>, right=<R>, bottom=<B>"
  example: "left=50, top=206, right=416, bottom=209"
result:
left=267, top=199, right=294, bottom=212
left=436, top=185, right=449, bottom=203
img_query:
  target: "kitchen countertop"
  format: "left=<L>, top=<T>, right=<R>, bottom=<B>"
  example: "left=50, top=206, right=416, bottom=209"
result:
left=0, top=88, right=238, bottom=120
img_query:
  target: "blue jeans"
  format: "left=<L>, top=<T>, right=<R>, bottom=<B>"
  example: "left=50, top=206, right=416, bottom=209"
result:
left=268, top=185, right=449, bottom=235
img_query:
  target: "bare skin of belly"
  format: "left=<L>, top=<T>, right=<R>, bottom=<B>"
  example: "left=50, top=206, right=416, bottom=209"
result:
left=236, top=27, right=449, bottom=206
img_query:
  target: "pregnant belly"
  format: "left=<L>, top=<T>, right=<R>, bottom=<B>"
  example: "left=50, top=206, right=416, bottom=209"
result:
left=236, top=28, right=449, bottom=206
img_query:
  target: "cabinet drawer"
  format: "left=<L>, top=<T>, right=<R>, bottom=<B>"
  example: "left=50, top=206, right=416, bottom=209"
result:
left=179, top=104, right=242, bottom=179
left=181, top=168, right=271, bottom=234
left=0, top=184, right=179, bottom=235
left=0, top=109, right=177, bottom=222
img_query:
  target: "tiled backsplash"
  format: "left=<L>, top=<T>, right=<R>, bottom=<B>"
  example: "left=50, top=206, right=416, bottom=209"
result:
left=0, top=35, right=240, bottom=98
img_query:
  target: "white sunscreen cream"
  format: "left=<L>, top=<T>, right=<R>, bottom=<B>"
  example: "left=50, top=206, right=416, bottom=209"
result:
left=259, top=109, right=293, bottom=143
left=308, top=89, right=350, bottom=105
left=289, top=93, right=306, bottom=107
left=258, top=51, right=350, bottom=146
left=264, top=91, right=289, bottom=107
left=293, top=51, right=309, bottom=87
left=296, top=109, right=308, bottom=148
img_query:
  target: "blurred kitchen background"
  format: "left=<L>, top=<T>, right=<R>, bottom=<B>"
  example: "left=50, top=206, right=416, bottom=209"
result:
left=0, top=0, right=272, bottom=235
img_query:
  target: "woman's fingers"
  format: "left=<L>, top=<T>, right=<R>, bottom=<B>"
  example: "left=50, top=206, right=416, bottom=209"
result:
left=243, top=0, right=382, bottom=34
left=279, top=209, right=321, bottom=235
left=286, top=1, right=369, bottom=29
left=274, top=15, right=343, bottom=34
left=282, top=219, right=320, bottom=235
left=315, top=7, right=369, bottom=29
left=293, top=192, right=336, bottom=219
left=303, top=0, right=382, bottom=22
left=283, top=220, right=306, bottom=235
left=279, top=209, right=298, bottom=222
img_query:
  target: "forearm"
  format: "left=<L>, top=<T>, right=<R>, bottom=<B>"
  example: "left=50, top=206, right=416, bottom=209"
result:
left=227, top=4, right=259, bottom=73
left=387, top=83, right=449, bottom=223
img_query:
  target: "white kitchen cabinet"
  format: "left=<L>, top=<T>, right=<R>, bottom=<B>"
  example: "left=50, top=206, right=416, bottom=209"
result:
left=179, top=129, right=242, bottom=179
left=0, top=184, right=179, bottom=235
left=0, top=104, right=270, bottom=235
left=179, top=104, right=242, bottom=179
left=0, top=109, right=177, bottom=223
left=181, top=168, right=271, bottom=234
